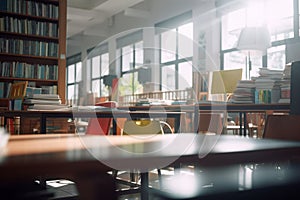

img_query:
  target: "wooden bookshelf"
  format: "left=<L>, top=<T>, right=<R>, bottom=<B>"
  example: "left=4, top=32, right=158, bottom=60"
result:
left=0, top=0, right=66, bottom=104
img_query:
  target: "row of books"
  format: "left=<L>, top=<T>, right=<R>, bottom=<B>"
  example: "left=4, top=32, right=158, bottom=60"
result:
left=0, top=0, right=59, bottom=19
left=0, top=17, right=58, bottom=37
left=0, top=82, right=58, bottom=98
left=230, top=67, right=288, bottom=104
left=0, top=39, right=58, bottom=57
left=278, top=63, right=291, bottom=103
left=0, top=62, right=58, bottom=80
left=0, top=82, right=12, bottom=98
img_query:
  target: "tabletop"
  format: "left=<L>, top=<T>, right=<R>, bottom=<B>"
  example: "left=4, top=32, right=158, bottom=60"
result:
left=2, top=133, right=300, bottom=172
left=2, top=133, right=300, bottom=199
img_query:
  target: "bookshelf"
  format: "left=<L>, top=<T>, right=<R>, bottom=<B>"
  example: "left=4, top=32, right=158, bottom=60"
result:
left=0, top=0, right=66, bottom=104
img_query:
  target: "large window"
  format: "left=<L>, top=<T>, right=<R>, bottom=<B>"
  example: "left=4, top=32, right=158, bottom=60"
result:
left=66, top=53, right=82, bottom=105
left=157, top=11, right=193, bottom=91
left=221, top=0, right=296, bottom=79
left=117, top=31, right=143, bottom=96
left=87, top=44, right=109, bottom=98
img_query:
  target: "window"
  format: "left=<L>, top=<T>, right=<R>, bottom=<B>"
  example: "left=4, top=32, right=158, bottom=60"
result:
left=87, top=44, right=109, bottom=98
left=117, top=31, right=143, bottom=96
left=221, top=0, right=294, bottom=78
left=66, top=53, right=82, bottom=104
left=157, top=11, right=193, bottom=91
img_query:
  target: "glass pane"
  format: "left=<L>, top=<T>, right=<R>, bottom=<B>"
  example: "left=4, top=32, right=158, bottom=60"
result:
left=267, top=45, right=286, bottom=70
left=161, top=65, right=175, bottom=91
left=223, top=51, right=263, bottom=79
left=87, top=58, right=91, bottom=82
left=74, top=83, right=79, bottom=105
left=249, top=54, right=263, bottom=78
left=224, top=51, right=246, bottom=79
left=178, top=62, right=193, bottom=90
left=100, top=79, right=109, bottom=97
left=178, top=22, right=193, bottom=58
left=120, top=73, right=133, bottom=95
left=67, top=85, right=74, bottom=100
left=161, top=29, right=176, bottom=63
left=122, top=45, right=133, bottom=72
left=92, top=56, right=100, bottom=78
left=265, top=0, right=293, bottom=41
left=119, top=72, right=142, bottom=95
left=101, top=53, right=109, bottom=76
left=135, top=41, right=144, bottom=69
left=75, top=62, right=82, bottom=82
left=222, top=9, right=246, bottom=50
left=67, top=64, right=75, bottom=83
left=92, top=79, right=100, bottom=97
left=133, top=71, right=143, bottom=94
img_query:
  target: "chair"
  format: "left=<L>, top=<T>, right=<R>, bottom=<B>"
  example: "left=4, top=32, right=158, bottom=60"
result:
left=197, top=113, right=223, bottom=135
left=122, top=119, right=165, bottom=135
left=85, top=101, right=117, bottom=135
left=119, top=119, right=173, bottom=185
left=263, top=114, right=300, bottom=141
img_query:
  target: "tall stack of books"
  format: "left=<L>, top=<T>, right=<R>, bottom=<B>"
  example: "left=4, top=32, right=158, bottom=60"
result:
left=254, top=68, right=283, bottom=104
left=278, top=63, right=291, bottom=103
left=230, top=80, right=255, bottom=104
left=23, top=94, right=68, bottom=110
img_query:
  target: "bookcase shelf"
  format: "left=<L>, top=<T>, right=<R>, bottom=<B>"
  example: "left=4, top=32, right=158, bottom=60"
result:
left=0, top=32, right=59, bottom=42
left=0, top=0, right=66, bottom=103
left=0, top=53, right=58, bottom=64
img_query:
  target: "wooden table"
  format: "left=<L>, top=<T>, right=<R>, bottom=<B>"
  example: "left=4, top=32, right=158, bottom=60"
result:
left=0, top=109, right=186, bottom=134
left=1, top=133, right=300, bottom=199
left=119, top=103, right=290, bottom=136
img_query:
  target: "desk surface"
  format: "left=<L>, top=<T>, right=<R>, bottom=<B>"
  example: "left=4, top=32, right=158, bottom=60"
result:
left=121, top=103, right=290, bottom=112
left=1, top=133, right=300, bottom=179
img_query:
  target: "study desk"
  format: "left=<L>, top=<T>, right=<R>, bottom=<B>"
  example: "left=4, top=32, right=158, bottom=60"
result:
left=1, top=133, right=300, bottom=199
left=0, top=109, right=186, bottom=134
left=194, top=103, right=290, bottom=136
left=120, top=103, right=290, bottom=136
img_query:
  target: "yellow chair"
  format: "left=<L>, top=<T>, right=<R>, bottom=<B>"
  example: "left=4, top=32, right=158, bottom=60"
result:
left=122, top=119, right=165, bottom=136
left=119, top=119, right=173, bottom=184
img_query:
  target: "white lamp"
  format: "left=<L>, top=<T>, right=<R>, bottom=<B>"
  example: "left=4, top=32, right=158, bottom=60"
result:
left=236, top=26, right=271, bottom=79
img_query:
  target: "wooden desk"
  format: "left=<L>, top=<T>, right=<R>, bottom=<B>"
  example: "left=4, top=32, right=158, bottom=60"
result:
left=0, top=109, right=186, bottom=134
left=120, top=103, right=290, bottom=136
left=1, top=134, right=300, bottom=199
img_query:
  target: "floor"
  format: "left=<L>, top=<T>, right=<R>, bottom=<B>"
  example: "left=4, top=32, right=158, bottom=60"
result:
left=44, top=167, right=193, bottom=200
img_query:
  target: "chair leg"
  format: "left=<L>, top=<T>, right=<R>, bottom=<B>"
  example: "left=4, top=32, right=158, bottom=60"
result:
left=112, top=170, right=118, bottom=179
left=157, top=169, right=162, bottom=189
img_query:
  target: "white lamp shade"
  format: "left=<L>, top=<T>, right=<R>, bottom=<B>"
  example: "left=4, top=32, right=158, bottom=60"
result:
left=237, top=26, right=271, bottom=55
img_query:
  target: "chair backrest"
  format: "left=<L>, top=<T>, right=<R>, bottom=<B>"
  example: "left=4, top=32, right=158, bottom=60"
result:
left=122, top=119, right=165, bottom=136
left=85, top=101, right=117, bottom=135
left=197, top=113, right=223, bottom=135
left=263, top=114, right=300, bottom=141
left=8, top=81, right=28, bottom=100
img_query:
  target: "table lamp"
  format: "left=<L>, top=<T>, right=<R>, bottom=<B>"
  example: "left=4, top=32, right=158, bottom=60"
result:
left=236, top=26, right=271, bottom=79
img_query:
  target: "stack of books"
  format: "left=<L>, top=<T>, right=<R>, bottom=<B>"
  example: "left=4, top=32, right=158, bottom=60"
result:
left=230, top=80, right=255, bottom=104
left=278, top=63, right=291, bottom=103
left=23, top=94, right=68, bottom=110
left=254, top=68, right=283, bottom=104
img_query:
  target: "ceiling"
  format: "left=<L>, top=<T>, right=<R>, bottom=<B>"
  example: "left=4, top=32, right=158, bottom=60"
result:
left=67, top=0, right=145, bottom=42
